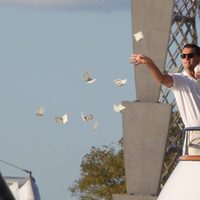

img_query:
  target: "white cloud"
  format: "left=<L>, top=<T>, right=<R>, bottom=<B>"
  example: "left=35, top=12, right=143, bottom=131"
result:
left=0, top=0, right=130, bottom=11
left=0, top=0, right=82, bottom=6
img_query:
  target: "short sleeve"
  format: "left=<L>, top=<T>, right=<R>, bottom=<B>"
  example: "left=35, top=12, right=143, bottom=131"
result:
left=171, top=73, right=185, bottom=90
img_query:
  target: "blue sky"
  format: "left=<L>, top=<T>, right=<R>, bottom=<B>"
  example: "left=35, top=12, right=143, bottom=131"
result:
left=0, top=1, right=199, bottom=200
left=0, top=1, right=133, bottom=200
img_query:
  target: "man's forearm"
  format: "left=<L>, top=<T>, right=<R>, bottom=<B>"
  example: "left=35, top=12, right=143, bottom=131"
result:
left=130, top=54, right=173, bottom=88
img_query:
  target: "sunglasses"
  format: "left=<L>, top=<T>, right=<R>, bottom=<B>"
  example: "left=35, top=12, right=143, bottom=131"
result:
left=181, top=53, right=196, bottom=59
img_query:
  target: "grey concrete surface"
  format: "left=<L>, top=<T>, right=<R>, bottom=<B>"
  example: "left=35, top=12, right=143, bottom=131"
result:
left=113, top=194, right=157, bottom=200
left=131, top=0, right=174, bottom=102
left=121, top=101, right=171, bottom=195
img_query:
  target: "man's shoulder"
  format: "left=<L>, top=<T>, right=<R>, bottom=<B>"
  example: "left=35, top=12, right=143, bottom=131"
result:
left=170, top=71, right=188, bottom=89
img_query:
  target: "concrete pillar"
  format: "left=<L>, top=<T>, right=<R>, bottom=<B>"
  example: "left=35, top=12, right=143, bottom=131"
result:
left=132, top=0, right=174, bottom=102
left=113, top=1, right=174, bottom=200
left=113, top=194, right=157, bottom=200
left=121, top=101, right=171, bottom=195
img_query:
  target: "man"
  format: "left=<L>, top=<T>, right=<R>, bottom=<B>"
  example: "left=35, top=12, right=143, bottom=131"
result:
left=130, top=43, right=200, bottom=155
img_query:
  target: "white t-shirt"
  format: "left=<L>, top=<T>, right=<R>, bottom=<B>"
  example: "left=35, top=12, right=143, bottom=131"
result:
left=171, top=71, right=200, bottom=127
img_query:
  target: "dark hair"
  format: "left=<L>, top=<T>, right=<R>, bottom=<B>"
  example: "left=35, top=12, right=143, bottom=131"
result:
left=183, top=43, right=200, bottom=56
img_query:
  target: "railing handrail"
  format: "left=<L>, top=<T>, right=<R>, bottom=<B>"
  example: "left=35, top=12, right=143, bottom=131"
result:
left=184, top=126, right=200, bottom=132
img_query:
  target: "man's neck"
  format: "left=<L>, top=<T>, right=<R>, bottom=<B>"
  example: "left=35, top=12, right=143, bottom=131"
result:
left=185, top=68, right=195, bottom=78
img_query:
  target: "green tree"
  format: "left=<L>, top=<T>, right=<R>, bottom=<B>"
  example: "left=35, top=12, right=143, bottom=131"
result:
left=68, top=140, right=126, bottom=200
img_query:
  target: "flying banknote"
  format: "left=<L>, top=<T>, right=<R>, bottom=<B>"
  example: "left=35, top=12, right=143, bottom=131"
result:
left=83, top=72, right=96, bottom=84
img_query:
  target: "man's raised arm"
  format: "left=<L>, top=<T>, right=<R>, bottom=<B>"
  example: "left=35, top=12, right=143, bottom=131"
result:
left=129, top=54, right=173, bottom=88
